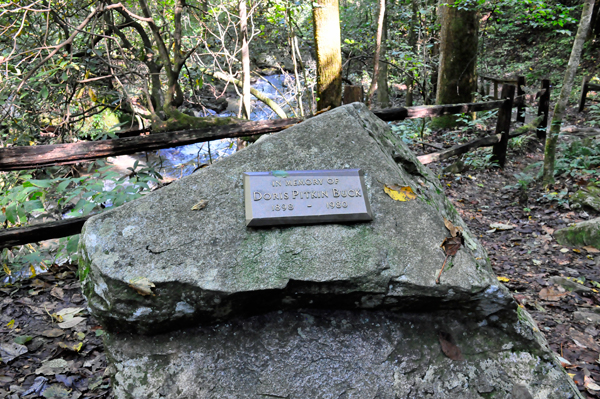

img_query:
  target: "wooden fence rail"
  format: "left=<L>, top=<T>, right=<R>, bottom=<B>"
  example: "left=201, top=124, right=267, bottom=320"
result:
left=1, top=83, right=551, bottom=249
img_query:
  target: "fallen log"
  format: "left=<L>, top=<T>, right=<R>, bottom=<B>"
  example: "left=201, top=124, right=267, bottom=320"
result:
left=0, top=118, right=303, bottom=171
left=0, top=216, right=92, bottom=249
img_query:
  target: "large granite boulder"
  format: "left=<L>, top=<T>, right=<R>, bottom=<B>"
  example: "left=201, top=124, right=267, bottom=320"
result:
left=80, top=103, right=581, bottom=398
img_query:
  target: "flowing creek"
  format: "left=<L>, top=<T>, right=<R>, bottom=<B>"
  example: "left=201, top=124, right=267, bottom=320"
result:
left=121, top=74, right=298, bottom=179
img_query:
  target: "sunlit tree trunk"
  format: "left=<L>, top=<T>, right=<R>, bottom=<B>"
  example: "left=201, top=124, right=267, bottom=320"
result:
left=366, top=0, right=385, bottom=107
left=405, top=0, right=418, bottom=106
left=434, top=2, right=478, bottom=127
left=377, top=13, right=389, bottom=108
left=542, top=0, right=594, bottom=186
left=313, top=0, right=342, bottom=111
left=239, top=0, right=251, bottom=120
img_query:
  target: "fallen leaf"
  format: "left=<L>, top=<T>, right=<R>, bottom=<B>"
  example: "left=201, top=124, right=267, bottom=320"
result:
left=58, top=317, right=86, bottom=329
left=573, top=248, right=581, bottom=253
left=539, top=288, right=566, bottom=302
left=438, top=331, right=463, bottom=360
left=88, top=376, right=103, bottom=391
left=54, top=307, right=85, bottom=323
left=489, top=223, right=514, bottom=230
left=191, top=199, right=208, bottom=211
left=55, top=307, right=85, bottom=317
left=57, top=342, right=83, bottom=352
left=497, top=276, right=510, bottom=283
left=6, top=319, right=14, bottom=329
left=443, top=217, right=463, bottom=238
left=532, top=259, right=542, bottom=266
left=75, top=332, right=86, bottom=341
left=21, top=376, right=48, bottom=397
left=441, top=236, right=463, bottom=256
left=560, top=248, right=569, bottom=253
left=584, top=246, right=600, bottom=253
left=50, top=286, right=64, bottom=300
left=13, top=335, right=33, bottom=345
left=584, top=368, right=600, bottom=392
left=0, top=375, right=13, bottom=383
left=35, top=359, right=71, bottom=376
left=42, top=384, right=71, bottom=398
left=0, top=342, right=28, bottom=363
left=128, top=277, right=155, bottom=296
left=41, top=328, right=65, bottom=338
left=384, top=184, right=417, bottom=201
left=557, top=355, right=572, bottom=367
left=569, top=328, right=600, bottom=352
left=542, top=225, right=555, bottom=235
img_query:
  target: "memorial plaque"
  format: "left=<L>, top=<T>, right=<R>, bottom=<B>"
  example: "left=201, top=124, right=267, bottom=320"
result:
left=244, top=169, right=373, bottom=227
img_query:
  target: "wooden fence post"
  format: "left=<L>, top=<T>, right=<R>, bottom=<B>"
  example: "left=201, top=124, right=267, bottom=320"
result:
left=537, top=79, right=550, bottom=140
left=492, top=84, right=516, bottom=168
left=516, top=76, right=526, bottom=123
left=343, top=85, right=364, bottom=104
left=578, top=76, right=590, bottom=113
left=494, top=81, right=499, bottom=100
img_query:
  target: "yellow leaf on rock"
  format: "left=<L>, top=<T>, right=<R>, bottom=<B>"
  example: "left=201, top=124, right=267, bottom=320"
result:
left=384, top=184, right=416, bottom=202
left=3, top=263, right=11, bottom=276
left=497, top=276, right=510, bottom=283
left=6, top=319, right=15, bottom=329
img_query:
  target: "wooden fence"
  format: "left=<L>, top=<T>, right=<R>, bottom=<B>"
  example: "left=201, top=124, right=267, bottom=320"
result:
left=0, top=80, right=550, bottom=249
left=578, top=76, right=600, bottom=112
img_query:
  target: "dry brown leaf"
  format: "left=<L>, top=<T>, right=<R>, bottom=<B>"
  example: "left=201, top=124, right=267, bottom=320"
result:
left=58, top=317, right=86, bottom=329
left=583, top=246, right=600, bottom=253
left=539, top=288, right=566, bottom=302
left=191, top=200, right=208, bottom=211
left=570, top=328, right=600, bottom=352
left=50, top=286, right=64, bottom=300
left=41, top=328, right=64, bottom=338
left=584, top=369, right=600, bottom=392
left=441, top=236, right=463, bottom=256
left=128, top=277, right=155, bottom=296
left=541, top=225, right=555, bottom=235
left=438, top=331, right=463, bottom=361
left=443, top=217, right=463, bottom=238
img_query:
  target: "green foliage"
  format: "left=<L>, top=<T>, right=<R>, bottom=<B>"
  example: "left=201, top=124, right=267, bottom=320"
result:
left=462, top=147, right=499, bottom=170
left=390, top=118, right=432, bottom=143
left=1, top=160, right=162, bottom=279
left=554, top=138, right=600, bottom=179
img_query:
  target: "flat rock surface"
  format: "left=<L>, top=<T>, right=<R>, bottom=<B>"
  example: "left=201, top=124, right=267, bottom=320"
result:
left=105, top=308, right=580, bottom=399
left=80, top=103, right=504, bottom=333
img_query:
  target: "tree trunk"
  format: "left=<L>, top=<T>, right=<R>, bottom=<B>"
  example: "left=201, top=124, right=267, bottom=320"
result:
left=434, top=2, right=479, bottom=127
left=366, top=0, right=386, bottom=107
left=405, top=0, right=418, bottom=106
left=239, top=0, right=251, bottom=119
left=376, top=13, right=389, bottom=109
left=542, top=0, right=595, bottom=186
left=313, top=0, right=342, bottom=111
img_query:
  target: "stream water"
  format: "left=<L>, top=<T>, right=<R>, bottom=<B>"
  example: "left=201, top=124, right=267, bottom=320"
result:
left=123, top=74, right=297, bottom=179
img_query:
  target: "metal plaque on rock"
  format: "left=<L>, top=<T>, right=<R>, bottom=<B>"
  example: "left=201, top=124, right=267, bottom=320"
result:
left=244, top=169, right=373, bottom=227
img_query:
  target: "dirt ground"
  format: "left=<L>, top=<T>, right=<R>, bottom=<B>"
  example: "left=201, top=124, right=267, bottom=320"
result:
left=2, top=111, right=600, bottom=398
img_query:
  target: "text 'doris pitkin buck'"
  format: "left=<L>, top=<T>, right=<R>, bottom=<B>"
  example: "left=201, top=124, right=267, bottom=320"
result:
left=243, top=169, right=373, bottom=227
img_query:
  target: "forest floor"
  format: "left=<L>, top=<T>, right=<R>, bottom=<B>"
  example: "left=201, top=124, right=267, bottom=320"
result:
left=2, top=107, right=600, bottom=398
